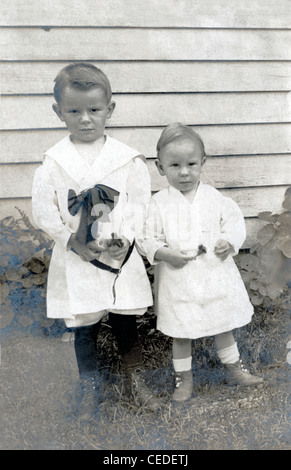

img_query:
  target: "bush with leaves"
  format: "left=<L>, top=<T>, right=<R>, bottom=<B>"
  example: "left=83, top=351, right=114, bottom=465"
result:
left=235, top=187, right=291, bottom=308
left=0, top=208, right=54, bottom=331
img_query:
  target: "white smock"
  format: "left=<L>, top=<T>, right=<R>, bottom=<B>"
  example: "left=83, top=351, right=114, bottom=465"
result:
left=32, top=134, right=153, bottom=327
left=141, top=182, right=253, bottom=339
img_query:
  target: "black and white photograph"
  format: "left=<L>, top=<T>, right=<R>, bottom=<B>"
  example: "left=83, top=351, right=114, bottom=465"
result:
left=0, top=0, right=290, bottom=453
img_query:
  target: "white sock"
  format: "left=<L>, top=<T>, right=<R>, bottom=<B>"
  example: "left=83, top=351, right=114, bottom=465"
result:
left=217, top=343, right=240, bottom=364
left=173, top=356, right=192, bottom=372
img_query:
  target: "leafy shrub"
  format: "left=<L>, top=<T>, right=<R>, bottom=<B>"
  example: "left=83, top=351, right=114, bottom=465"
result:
left=0, top=208, right=54, bottom=330
left=235, top=187, right=291, bottom=308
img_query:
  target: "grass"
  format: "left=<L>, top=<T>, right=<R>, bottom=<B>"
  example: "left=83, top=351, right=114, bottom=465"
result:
left=74, top=301, right=290, bottom=450
left=1, top=298, right=290, bottom=450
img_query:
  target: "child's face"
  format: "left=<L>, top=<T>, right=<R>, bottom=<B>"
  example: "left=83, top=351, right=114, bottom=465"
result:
left=156, top=138, right=206, bottom=194
left=53, top=86, right=115, bottom=143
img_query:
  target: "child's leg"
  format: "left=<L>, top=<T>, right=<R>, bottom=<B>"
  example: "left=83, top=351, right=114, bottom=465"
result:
left=172, top=338, right=193, bottom=401
left=74, top=322, right=101, bottom=378
left=108, top=312, right=143, bottom=372
left=109, top=312, right=160, bottom=411
left=74, top=322, right=101, bottom=421
left=172, top=338, right=192, bottom=371
left=215, top=330, right=263, bottom=386
left=214, top=331, right=239, bottom=364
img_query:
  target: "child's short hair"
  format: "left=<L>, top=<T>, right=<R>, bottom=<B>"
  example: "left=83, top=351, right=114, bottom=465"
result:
left=157, top=122, right=206, bottom=158
left=53, top=62, right=112, bottom=104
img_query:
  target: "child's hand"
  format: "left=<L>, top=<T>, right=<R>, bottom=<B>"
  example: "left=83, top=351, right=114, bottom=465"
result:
left=107, top=236, right=130, bottom=260
left=214, top=239, right=233, bottom=261
left=68, top=234, right=104, bottom=262
left=86, top=239, right=107, bottom=253
left=168, top=251, right=195, bottom=268
left=155, top=247, right=195, bottom=268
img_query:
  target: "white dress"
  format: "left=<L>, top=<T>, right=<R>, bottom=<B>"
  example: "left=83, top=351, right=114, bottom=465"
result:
left=141, top=182, right=253, bottom=339
left=31, top=134, right=153, bottom=325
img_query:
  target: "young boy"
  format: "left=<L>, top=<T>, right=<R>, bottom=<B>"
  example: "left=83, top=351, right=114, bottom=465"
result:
left=141, top=123, right=263, bottom=402
left=32, top=63, right=160, bottom=419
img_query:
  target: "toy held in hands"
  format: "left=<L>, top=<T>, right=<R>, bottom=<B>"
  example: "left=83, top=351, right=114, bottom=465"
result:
left=107, top=232, right=124, bottom=248
left=193, top=244, right=207, bottom=260
left=197, top=244, right=207, bottom=257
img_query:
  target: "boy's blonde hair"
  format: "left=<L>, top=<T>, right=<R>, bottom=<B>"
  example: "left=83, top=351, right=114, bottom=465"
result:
left=157, top=123, right=206, bottom=158
left=53, top=62, right=112, bottom=104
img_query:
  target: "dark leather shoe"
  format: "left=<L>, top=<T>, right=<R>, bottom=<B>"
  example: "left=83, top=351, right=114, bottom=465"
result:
left=225, top=360, right=264, bottom=386
left=126, top=369, right=161, bottom=412
left=77, top=375, right=99, bottom=422
left=172, top=370, right=193, bottom=402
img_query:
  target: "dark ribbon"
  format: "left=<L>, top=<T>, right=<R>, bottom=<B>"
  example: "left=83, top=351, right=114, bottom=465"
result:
left=67, top=184, right=135, bottom=303
left=68, top=184, right=119, bottom=245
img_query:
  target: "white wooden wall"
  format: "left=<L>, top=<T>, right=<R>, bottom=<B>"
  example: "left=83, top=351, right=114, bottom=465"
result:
left=1, top=0, right=291, bottom=247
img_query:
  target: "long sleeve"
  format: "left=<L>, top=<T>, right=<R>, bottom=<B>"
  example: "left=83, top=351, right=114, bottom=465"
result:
left=139, top=197, right=167, bottom=264
left=220, top=196, right=246, bottom=254
left=31, top=157, right=74, bottom=247
left=122, top=156, right=152, bottom=244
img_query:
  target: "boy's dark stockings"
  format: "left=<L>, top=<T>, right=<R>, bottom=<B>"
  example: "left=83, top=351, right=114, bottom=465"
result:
left=74, top=322, right=100, bottom=378
left=109, top=312, right=144, bottom=373
left=74, top=314, right=161, bottom=412
left=74, top=313, right=143, bottom=378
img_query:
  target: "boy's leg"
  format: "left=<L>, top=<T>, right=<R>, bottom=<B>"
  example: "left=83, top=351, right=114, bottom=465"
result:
left=172, top=338, right=193, bottom=402
left=109, top=312, right=160, bottom=411
left=74, top=322, right=101, bottom=378
left=108, top=312, right=143, bottom=372
left=215, top=330, right=263, bottom=385
left=74, top=322, right=101, bottom=421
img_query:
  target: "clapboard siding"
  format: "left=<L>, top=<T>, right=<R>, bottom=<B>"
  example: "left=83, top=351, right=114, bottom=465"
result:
left=1, top=92, right=290, bottom=130
left=1, top=156, right=290, bottom=198
left=0, top=1, right=290, bottom=248
left=1, top=174, right=288, bottom=220
left=2, top=0, right=291, bottom=28
left=150, top=156, right=291, bottom=191
left=2, top=62, right=291, bottom=95
left=2, top=28, right=291, bottom=61
left=1, top=124, right=291, bottom=163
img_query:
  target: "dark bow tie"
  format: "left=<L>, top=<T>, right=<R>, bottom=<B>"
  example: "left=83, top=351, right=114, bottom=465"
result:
left=68, top=184, right=120, bottom=245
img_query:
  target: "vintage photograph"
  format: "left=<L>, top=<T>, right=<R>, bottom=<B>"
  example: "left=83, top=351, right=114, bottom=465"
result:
left=0, top=0, right=290, bottom=452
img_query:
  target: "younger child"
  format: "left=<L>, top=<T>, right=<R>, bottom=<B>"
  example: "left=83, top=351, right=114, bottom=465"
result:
left=142, top=123, right=263, bottom=402
left=32, top=63, right=160, bottom=419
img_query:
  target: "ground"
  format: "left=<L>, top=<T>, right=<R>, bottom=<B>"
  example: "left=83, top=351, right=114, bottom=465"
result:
left=0, top=308, right=290, bottom=451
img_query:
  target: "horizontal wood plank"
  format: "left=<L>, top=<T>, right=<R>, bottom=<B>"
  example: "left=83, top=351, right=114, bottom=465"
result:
left=219, top=186, right=289, bottom=218
left=149, top=155, right=291, bottom=191
left=1, top=124, right=290, bottom=163
left=1, top=155, right=290, bottom=198
left=1, top=93, right=290, bottom=130
left=0, top=164, right=286, bottom=217
left=2, top=61, right=291, bottom=95
left=2, top=0, right=291, bottom=28
left=2, top=28, right=291, bottom=61
left=0, top=197, right=283, bottom=249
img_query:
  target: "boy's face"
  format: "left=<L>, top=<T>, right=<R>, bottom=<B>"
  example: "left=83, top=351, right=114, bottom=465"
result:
left=156, top=138, right=206, bottom=194
left=53, top=86, right=115, bottom=143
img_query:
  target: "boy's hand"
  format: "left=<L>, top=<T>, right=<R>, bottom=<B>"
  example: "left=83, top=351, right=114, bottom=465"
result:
left=214, top=239, right=233, bottom=261
left=155, top=247, right=195, bottom=268
left=68, top=234, right=104, bottom=262
left=107, top=236, right=130, bottom=260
